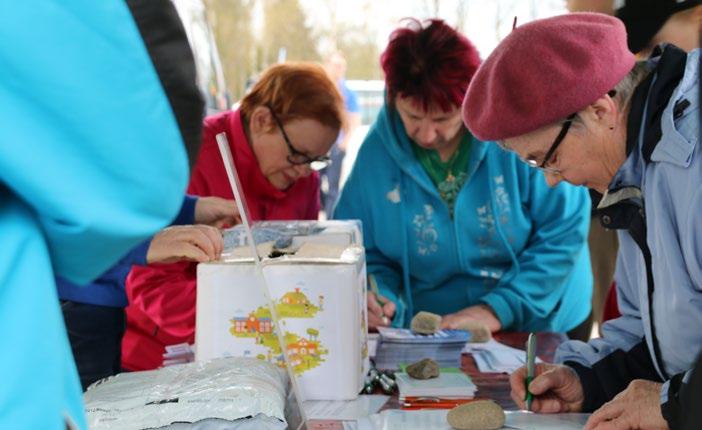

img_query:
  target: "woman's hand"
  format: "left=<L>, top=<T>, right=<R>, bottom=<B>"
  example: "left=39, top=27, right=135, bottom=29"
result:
left=440, top=304, right=502, bottom=332
left=367, top=291, right=396, bottom=330
left=147, top=225, right=223, bottom=264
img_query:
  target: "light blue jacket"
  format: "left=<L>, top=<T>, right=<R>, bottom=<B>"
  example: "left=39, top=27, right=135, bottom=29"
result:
left=335, top=105, right=592, bottom=331
left=556, top=49, right=702, bottom=408
left=0, top=2, right=189, bottom=428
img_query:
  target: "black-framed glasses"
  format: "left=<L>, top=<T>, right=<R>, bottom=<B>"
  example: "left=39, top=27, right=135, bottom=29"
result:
left=266, top=105, right=331, bottom=171
left=522, top=113, right=576, bottom=174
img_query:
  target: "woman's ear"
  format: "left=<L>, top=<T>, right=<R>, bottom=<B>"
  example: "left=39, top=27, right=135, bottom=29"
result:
left=249, top=106, right=273, bottom=136
left=588, top=93, right=618, bottom=129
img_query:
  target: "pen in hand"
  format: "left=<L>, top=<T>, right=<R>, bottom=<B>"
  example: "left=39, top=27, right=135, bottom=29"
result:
left=525, top=332, right=536, bottom=411
left=368, top=274, right=390, bottom=326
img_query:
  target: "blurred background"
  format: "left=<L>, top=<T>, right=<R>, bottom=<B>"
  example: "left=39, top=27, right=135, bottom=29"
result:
left=177, top=0, right=568, bottom=188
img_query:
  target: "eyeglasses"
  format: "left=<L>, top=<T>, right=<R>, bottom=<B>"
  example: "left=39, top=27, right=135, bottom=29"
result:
left=267, top=105, right=331, bottom=171
left=522, top=113, right=576, bottom=175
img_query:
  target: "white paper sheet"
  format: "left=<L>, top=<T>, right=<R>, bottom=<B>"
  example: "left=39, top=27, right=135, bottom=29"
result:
left=367, top=409, right=590, bottom=430
left=463, top=339, right=542, bottom=373
left=304, top=395, right=390, bottom=420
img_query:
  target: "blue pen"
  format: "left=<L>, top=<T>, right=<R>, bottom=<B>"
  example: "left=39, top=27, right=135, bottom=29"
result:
left=525, top=332, right=536, bottom=411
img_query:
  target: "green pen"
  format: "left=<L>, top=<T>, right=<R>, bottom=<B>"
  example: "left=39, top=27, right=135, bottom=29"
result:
left=525, top=332, right=536, bottom=411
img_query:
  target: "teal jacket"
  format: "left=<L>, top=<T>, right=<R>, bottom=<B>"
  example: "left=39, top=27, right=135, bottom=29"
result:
left=0, top=2, right=192, bottom=428
left=334, top=105, right=592, bottom=331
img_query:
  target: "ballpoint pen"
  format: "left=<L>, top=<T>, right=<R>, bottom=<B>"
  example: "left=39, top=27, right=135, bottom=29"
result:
left=525, top=332, right=536, bottom=411
left=368, top=274, right=390, bottom=325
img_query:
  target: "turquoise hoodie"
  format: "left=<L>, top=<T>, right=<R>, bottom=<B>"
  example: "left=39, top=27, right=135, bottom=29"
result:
left=334, top=106, right=592, bottom=331
left=0, top=2, right=190, bottom=428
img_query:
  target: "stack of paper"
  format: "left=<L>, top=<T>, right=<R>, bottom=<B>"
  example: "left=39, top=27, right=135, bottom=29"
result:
left=462, top=339, right=542, bottom=373
left=395, top=371, right=476, bottom=400
left=374, top=327, right=470, bottom=370
left=162, top=343, right=194, bottom=366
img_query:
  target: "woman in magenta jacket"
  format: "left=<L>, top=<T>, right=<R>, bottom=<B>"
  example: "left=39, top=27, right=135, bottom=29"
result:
left=122, top=63, right=344, bottom=371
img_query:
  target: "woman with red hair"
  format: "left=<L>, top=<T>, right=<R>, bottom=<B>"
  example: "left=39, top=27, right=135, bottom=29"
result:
left=122, top=63, right=344, bottom=370
left=334, top=19, right=593, bottom=338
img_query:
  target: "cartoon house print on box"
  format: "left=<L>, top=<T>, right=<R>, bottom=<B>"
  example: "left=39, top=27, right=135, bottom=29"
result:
left=229, top=287, right=328, bottom=375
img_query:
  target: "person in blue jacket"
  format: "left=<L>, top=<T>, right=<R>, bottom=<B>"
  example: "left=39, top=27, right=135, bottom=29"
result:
left=0, top=1, right=205, bottom=428
left=334, top=19, right=593, bottom=339
left=463, top=12, right=702, bottom=430
left=58, top=194, right=237, bottom=390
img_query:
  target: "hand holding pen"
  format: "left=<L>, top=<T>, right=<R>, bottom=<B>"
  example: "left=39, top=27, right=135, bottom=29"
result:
left=525, top=333, right=536, bottom=411
left=509, top=340, right=585, bottom=414
left=367, top=275, right=396, bottom=329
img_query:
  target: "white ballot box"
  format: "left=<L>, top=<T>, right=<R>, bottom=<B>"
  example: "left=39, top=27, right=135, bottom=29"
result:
left=196, top=221, right=368, bottom=401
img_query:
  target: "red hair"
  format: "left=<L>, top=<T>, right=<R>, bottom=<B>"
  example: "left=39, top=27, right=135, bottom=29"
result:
left=240, top=62, right=344, bottom=132
left=381, top=18, right=481, bottom=112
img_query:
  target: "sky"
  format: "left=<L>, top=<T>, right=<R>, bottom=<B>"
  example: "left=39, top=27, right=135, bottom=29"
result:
left=297, top=0, right=567, bottom=60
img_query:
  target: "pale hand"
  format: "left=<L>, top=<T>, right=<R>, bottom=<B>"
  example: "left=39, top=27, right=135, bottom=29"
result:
left=584, top=380, right=668, bottom=430
left=194, top=196, right=240, bottom=228
left=367, top=291, right=396, bottom=330
left=146, top=225, right=223, bottom=264
left=440, top=304, right=502, bottom=332
left=509, top=363, right=584, bottom=413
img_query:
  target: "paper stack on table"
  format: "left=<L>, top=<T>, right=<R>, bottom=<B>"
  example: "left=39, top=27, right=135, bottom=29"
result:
left=162, top=343, right=194, bottom=366
left=374, top=328, right=470, bottom=370
left=395, top=370, right=476, bottom=400
left=462, top=339, right=543, bottom=373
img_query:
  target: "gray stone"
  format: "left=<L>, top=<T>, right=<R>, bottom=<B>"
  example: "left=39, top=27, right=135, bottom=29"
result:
left=406, top=358, right=440, bottom=380
left=411, top=311, right=442, bottom=334
left=456, top=320, right=491, bottom=343
left=446, top=400, right=505, bottom=430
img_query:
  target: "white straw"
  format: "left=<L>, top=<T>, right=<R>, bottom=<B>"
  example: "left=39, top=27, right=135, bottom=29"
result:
left=216, top=132, right=308, bottom=428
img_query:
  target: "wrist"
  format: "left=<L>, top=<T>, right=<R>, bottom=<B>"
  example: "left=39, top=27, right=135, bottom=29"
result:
left=474, top=304, right=501, bottom=331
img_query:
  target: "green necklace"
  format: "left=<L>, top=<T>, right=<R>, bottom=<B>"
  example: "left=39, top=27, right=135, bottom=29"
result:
left=412, top=133, right=471, bottom=217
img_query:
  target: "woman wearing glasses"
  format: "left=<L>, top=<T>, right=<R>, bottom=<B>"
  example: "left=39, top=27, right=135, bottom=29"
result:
left=463, top=12, right=702, bottom=429
left=121, top=63, right=344, bottom=371
left=334, top=19, right=593, bottom=339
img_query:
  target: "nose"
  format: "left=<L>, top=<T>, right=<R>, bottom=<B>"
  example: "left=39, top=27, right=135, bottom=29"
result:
left=544, top=172, right=563, bottom=188
left=415, top=122, right=438, bottom=145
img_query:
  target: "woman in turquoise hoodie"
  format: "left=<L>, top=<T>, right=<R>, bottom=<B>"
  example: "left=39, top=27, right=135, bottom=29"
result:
left=334, top=19, right=593, bottom=338
left=0, top=2, right=199, bottom=428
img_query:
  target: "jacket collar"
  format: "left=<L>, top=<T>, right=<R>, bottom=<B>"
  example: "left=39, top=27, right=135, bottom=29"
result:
left=650, top=49, right=698, bottom=168
left=606, top=45, right=692, bottom=193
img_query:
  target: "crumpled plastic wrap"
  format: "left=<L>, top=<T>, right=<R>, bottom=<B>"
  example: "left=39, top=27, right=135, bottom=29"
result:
left=221, top=220, right=362, bottom=258
left=84, top=357, right=288, bottom=430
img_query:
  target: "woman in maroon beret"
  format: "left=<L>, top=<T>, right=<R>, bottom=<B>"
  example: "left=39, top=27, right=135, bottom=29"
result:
left=463, top=12, right=702, bottom=430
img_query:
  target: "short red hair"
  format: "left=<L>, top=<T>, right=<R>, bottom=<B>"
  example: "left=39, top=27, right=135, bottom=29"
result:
left=381, top=19, right=481, bottom=112
left=240, top=62, right=344, bottom=132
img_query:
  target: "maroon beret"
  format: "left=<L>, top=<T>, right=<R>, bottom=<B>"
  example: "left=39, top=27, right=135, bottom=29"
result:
left=462, top=12, right=635, bottom=141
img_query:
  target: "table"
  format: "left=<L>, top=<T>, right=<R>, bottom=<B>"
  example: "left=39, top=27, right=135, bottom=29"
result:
left=306, top=332, right=567, bottom=429
left=380, top=331, right=567, bottom=411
